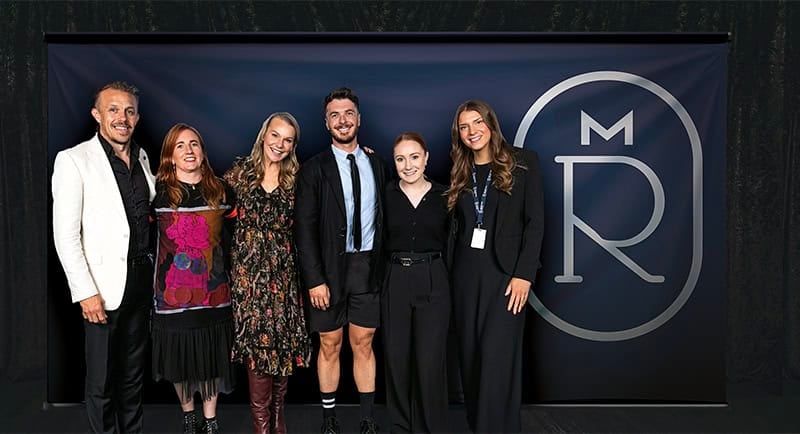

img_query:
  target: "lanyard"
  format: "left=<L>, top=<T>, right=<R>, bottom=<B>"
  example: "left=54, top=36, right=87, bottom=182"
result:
left=471, top=164, right=492, bottom=228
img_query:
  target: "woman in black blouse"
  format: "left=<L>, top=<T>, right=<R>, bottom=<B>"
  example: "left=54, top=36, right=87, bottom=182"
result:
left=382, top=132, right=450, bottom=433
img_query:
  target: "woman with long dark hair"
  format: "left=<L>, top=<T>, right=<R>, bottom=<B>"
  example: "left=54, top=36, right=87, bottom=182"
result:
left=151, top=123, right=237, bottom=434
left=224, top=112, right=311, bottom=434
left=447, top=100, right=544, bottom=433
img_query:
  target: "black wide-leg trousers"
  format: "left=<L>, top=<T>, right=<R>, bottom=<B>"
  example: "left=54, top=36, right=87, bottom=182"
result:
left=381, top=256, right=450, bottom=433
left=453, top=249, right=526, bottom=434
left=83, top=259, right=152, bottom=434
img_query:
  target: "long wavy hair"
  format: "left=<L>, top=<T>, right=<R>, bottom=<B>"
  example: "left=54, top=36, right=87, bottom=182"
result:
left=235, top=112, right=301, bottom=192
left=156, top=123, right=226, bottom=209
left=446, top=100, right=519, bottom=211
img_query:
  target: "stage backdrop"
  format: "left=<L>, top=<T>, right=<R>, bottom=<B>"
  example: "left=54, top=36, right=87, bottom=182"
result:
left=47, top=33, right=727, bottom=404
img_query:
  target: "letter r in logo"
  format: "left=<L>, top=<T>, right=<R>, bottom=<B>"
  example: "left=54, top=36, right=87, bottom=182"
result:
left=554, top=155, right=665, bottom=284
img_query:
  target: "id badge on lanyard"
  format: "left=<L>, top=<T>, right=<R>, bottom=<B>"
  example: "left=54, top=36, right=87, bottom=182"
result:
left=470, top=165, right=491, bottom=250
left=470, top=227, right=487, bottom=249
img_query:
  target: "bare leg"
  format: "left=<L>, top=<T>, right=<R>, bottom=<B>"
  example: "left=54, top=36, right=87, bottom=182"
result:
left=173, top=383, right=195, bottom=412
left=349, top=324, right=376, bottom=393
left=202, top=394, right=218, bottom=419
left=174, top=384, right=198, bottom=433
left=318, top=328, right=344, bottom=392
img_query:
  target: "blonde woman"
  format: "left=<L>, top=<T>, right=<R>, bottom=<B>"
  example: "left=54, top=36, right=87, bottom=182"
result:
left=224, top=113, right=311, bottom=434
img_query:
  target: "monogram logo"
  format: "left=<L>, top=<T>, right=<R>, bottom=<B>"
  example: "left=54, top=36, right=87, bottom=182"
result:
left=514, top=71, right=703, bottom=342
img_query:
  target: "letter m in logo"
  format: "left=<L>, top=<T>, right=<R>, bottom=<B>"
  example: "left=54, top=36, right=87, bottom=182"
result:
left=581, top=110, right=633, bottom=145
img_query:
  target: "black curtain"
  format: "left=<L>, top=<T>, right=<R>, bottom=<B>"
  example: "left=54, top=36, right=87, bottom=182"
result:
left=1, top=0, right=797, bottom=396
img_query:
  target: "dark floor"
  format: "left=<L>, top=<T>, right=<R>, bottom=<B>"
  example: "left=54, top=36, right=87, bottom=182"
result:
left=2, top=380, right=800, bottom=433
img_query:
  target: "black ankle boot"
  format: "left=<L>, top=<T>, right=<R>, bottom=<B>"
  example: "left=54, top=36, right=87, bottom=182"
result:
left=183, top=411, right=198, bottom=434
left=202, top=417, right=219, bottom=434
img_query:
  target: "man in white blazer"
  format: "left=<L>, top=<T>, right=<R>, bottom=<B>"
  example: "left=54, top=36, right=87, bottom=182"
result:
left=52, top=81, right=156, bottom=433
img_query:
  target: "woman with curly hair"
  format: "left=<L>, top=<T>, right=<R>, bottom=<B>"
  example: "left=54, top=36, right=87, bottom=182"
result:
left=224, top=112, right=311, bottom=434
left=447, top=100, right=545, bottom=433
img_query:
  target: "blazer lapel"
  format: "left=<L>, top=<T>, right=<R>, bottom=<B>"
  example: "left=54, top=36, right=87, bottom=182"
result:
left=494, top=173, right=513, bottom=240
left=367, top=152, right=384, bottom=191
left=87, top=135, right=127, bottom=220
left=493, top=193, right=504, bottom=242
left=137, top=148, right=156, bottom=201
left=320, top=149, right=347, bottom=217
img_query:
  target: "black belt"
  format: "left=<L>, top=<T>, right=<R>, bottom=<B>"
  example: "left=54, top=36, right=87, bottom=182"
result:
left=390, top=252, right=441, bottom=267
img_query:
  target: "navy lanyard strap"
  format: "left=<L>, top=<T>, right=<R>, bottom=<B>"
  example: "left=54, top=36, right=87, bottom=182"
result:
left=471, top=164, right=492, bottom=228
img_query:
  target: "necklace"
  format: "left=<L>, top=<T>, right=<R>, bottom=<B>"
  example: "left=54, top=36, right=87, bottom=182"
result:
left=181, top=180, right=199, bottom=191
left=399, top=179, right=431, bottom=208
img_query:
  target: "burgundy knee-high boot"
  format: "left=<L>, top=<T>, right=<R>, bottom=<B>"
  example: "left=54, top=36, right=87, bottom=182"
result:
left=270, top=376, right=289, bottom=434
left=247, top=367, right=273, bottom=434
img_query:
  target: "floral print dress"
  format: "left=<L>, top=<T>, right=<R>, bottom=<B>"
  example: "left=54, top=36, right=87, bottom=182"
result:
left=225, top=160, right=310, bottom=376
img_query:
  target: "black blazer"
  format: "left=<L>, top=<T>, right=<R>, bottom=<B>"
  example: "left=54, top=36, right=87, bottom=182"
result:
left=295, top=147, right=390, bottom=303
left=447, top=148, right=545, bottom=283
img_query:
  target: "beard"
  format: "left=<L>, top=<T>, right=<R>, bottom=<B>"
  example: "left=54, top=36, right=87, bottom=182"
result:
left=330, top=124, right=359, bottom=145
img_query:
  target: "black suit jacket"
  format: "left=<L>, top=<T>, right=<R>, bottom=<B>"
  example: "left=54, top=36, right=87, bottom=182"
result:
left=448, top=148, right=545, bottom=283
left=295, top=147, right=389, bottom=303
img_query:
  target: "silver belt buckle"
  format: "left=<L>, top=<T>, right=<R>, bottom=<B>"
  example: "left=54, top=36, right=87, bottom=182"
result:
left=399, top=257, right=413, bottom=267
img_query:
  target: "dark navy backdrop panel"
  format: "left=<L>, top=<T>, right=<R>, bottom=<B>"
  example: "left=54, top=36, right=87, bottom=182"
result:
left=47, top=37, right=727, bottom=403
left=512, top=48, right=727, bottom=402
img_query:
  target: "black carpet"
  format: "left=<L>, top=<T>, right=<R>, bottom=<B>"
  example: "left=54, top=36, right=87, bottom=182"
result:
left=3, top=380, right=799, bottom=433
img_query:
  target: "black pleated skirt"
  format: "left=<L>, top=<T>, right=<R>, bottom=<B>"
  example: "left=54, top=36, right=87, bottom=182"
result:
left=151, top=306, right=236, bottom=401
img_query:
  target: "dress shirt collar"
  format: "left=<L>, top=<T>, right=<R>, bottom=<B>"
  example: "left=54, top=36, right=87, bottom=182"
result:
left=330, top=143, right=366, bottom=163
left=98, top=132, right=140, bottom=161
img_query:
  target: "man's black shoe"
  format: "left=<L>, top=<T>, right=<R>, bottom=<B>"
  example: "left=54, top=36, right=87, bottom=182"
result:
left=360, top=418, right=378, bottom=434
left=321, top=416, right=340, bottom=434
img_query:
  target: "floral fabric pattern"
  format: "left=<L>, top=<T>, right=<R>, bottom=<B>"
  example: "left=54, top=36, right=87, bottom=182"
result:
left=225, top=160, right=310, bottom=376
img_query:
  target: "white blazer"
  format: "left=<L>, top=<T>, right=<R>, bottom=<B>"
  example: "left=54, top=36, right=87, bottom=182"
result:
left=52, top=134, right=156, bottom=310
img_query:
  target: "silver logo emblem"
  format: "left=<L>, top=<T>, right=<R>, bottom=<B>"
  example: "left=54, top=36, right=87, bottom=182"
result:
left=513, top=71, right=703, bottom=342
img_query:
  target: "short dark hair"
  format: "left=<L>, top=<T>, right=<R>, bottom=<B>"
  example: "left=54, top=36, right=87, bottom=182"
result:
left=93, top=81, right=139, bottom=106
left=323, top=87, right=359, bottom=113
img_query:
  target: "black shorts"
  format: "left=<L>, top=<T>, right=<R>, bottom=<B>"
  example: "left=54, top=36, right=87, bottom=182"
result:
left=308, top=251, right=380, bottom=333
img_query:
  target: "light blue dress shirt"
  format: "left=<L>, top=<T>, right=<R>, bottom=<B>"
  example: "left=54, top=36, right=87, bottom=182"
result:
left=331, top=145, right=377, bottom=252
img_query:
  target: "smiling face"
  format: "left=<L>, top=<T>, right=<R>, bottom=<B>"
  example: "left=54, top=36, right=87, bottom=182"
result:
left=457, top=109, right=492, bottom=163
left=91, top=88, right=140, bottom=146
left=262, top=117, right=296, bottom=163
left=171, top=128, right=204, bottom=178
left=325, top=98, right=360, bottom=147
left=393, top=139, right=428, bottom=185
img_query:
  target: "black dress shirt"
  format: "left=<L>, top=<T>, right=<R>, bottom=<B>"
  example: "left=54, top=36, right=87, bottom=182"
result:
left=384, top=180, right=449, bottom=253
left=98, top=134, right=152, bottom=258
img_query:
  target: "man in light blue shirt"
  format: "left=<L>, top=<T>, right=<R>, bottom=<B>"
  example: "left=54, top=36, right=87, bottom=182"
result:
left=331, top=144, right=377, bottom=253
left=295, top=87, right=389, bottom=434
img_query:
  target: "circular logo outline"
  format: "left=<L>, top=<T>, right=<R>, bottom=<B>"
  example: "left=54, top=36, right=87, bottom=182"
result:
left=513, top=71, right=703, bottom=342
